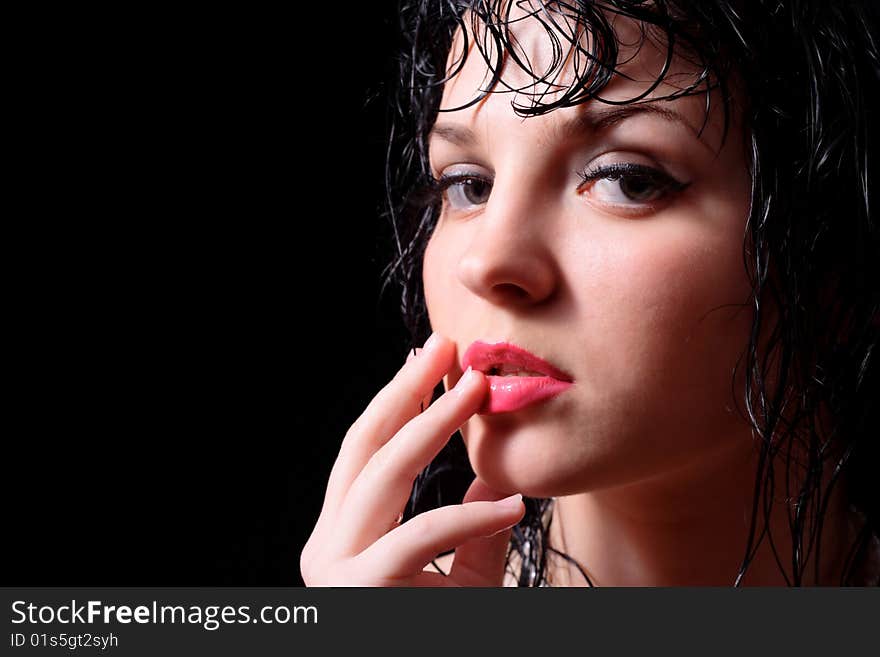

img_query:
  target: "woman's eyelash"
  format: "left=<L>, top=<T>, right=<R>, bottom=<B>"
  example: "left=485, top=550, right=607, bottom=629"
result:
left=408, top=174, right=469, bottom=207
left=412, top=173, right=482, bottom=204
left=430, top=165, right=685, bottom=193
left=577, top=162, right=689, bottom=193
left=431, top=172, right=489, bottom=192
left=416, top=164, right=688, bottom=209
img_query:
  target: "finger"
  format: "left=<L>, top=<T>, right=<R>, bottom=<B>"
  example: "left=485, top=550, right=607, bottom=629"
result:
left=406, top=348, right=434, bottom=411
left=318, top=333, right=455, bottom=523
left=355, top=493, right=524, bottom=580
left=450, top=478, right=522, bottom=586
left=333, top=367, right=487, bottom=555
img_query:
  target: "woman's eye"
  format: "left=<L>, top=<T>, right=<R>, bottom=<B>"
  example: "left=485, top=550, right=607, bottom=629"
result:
left=434, top=174, right=493, bottom=210
left=577, top=163, right=689, bottom=209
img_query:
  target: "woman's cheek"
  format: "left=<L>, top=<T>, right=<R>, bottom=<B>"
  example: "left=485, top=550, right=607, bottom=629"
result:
left=596, top=231, right=747, bottom=375
left=422, top=230, right=444, bottom=323
left=422, top=227, right=464, bottom=344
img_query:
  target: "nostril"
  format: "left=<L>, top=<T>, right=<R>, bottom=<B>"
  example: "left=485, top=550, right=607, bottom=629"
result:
left=492, top=283, right=529, bottom=301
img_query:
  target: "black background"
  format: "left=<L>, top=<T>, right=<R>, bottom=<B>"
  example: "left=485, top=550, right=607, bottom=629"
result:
left=7, top=5, right=412, bottom=585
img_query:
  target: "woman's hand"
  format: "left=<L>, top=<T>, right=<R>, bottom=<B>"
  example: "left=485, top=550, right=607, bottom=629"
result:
left=300, top=332, right=525, bottom=586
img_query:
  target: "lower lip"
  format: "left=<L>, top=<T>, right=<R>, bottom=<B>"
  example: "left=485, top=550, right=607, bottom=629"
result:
left=479, top=375, right=573, bottom=415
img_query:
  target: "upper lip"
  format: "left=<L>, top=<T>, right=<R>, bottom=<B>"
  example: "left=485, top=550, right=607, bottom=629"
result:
left=461, top=340, right=574, bottom=381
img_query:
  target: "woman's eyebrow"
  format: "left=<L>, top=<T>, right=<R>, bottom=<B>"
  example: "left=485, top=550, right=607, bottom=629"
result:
left=562, top=102, right=702, bottom=139
left=430, top=102, right=706, bottom=147
left=429, top=123, right=477, bottom=147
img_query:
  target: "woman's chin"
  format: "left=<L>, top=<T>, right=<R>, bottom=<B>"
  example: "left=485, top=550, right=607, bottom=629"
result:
left=462, top=422, right=600, bottom=498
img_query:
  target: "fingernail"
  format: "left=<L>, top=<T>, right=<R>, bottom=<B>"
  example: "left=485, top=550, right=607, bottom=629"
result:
left=423, top=331, right=443, bottom=351
left=495, top=493, right=522, bottom=511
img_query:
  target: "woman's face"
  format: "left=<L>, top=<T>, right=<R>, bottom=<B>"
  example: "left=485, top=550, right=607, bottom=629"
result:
left=422, top=10, right=755, bottom=498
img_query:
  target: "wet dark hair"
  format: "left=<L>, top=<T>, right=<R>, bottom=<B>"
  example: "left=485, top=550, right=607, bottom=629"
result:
left=381, top=0, right=879, bottom=585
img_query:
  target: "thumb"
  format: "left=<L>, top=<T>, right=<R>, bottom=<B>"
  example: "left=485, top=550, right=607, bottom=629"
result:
left=450, top=477, right=523, bottom=586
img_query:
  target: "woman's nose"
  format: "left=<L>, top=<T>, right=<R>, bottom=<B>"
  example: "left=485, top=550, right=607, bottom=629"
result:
left=455, top=192, right=560, bottom=306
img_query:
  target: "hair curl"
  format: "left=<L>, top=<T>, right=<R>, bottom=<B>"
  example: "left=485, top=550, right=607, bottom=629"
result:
left=380, top=0, right=880, bottom=586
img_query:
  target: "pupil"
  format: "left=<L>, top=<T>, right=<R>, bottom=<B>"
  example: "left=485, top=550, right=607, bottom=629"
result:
left=620, top=176, right=658, bottom=201
left=465, top=179, right=490, bottom=204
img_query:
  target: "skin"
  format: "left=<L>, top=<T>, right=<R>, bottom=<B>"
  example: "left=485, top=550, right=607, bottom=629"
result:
left=302, top=6, right=852, bottom=586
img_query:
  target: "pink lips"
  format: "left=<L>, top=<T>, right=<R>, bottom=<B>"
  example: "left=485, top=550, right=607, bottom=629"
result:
left=461, top=341, right=574, bottom=415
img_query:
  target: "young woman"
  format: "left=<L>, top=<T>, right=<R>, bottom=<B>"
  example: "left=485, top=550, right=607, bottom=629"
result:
left=301, top=0, right=879, bottom=586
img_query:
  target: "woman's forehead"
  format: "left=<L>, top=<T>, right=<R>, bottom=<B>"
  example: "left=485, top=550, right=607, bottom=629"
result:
left=438, top=5, right=729, bottom=148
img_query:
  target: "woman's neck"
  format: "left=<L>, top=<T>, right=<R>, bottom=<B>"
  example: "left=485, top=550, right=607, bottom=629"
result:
left=546, top=437, right=853, bottom=586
